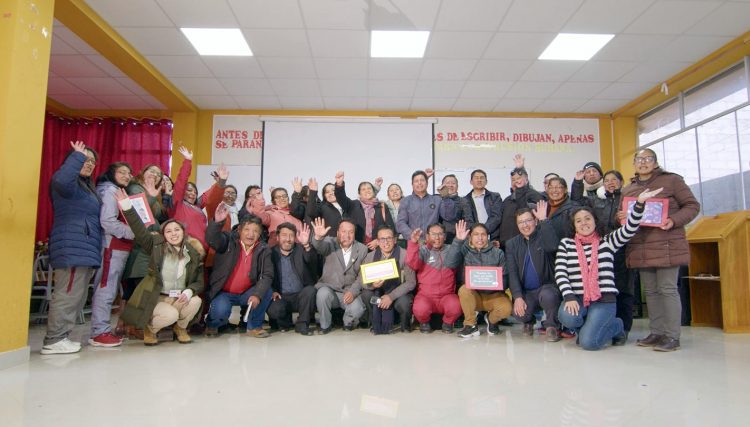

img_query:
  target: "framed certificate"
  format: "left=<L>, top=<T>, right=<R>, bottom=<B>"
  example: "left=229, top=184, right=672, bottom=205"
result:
left=125, top=193, right=156, bottom=227
left=620, top=197, right=668, bottom=227
left=465, top=266, right=503, bottom=291
left=360, top=259, right=399, bottom=284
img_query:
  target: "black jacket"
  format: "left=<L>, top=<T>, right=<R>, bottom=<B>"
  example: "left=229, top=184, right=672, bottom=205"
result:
left=289, top=191, right=310, bottom=223
left=305, top=189, right=343, bottom=237
left=463, top=189, right=503, bottom=240
left=498, top=185, right=544, bottom=243
left=271, top=244, right=319, bottom=294
left=335, top=182, right=395, bottom=243
left=571, top=178, right=622, bottom=234
left=548, top=196, right=580, bottom=241
left=505, top=220, right=558, bottom=300
left=206, top=219, right=274, bottom=300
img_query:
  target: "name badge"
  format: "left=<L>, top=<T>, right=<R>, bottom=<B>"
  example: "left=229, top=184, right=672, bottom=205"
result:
left=169, top=289, right=181, bottom=298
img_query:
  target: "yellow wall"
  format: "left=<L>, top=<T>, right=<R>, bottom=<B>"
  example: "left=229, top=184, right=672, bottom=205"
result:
left=0, top=0, right=55, bottom=353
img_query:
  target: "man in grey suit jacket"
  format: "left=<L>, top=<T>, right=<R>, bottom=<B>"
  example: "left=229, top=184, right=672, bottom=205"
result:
left=311, top=218, right=368, bottom=334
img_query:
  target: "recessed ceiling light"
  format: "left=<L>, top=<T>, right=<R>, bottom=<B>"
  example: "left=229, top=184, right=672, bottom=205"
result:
left=180, top=28, right=253, bottom=56
left=539, top=33, right=614, bottom=61
left=370, top=30, right=430, bottom=58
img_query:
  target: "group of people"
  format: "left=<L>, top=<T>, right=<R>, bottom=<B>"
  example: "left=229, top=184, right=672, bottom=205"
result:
left=40, top=141, right=700, bottom=355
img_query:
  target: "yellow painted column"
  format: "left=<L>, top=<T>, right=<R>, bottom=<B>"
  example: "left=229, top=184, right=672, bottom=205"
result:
left=598, top=118, right=614, bottom=171
left=171, top=112, right=198, bottom=181
left=613, top=116, right=638, bottom=180
left=0, top=0, right=55, bottom=361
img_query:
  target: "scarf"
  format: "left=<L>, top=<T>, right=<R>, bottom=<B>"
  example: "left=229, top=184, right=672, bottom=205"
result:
left=370, top=246, right=401, bottom=335
left=548, top=196, right=566, bottom=216
left=359, top=197, right=378, bottom=241
left=583, top=179, right=603, bottom=194
left=574, top=232, right=601, bottom=307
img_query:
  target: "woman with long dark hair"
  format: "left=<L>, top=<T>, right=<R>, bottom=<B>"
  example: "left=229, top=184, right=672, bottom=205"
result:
left=555, top=187, right=661, bottom=351
left=42, top=141, right=102, bottom=355
left=88, top=161, right=133, bottom=348
left=115, top=189, right=205, bottom=345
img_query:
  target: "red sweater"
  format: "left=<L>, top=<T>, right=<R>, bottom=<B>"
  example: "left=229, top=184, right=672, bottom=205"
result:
left=170, top=159, right=224, bottom=251
left=222, top=242, right=256, bottom=294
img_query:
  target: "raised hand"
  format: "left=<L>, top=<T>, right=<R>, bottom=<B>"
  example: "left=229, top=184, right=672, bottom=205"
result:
left=297, top=222, right=311, bottom=244
left=312, top=217, right=331, bottom=240
left=575, top=170, right=585, bottom=181
left=143, top=175, right=160, bottom=197
left=114, top=188, right=129, bottom=202
left=215, top=203, right=229, bottom=222
left=292, top=177, right=303, bottom=193
left=308, top=177, right=318, bottom=192
left=162, top=178, right=173, bottom=196
left=637, top=187, right=663, bottom=203
left=217, top=163, right=229, bottom=181
left=367, top=240, right=379, bottom=250
left=533, top=200, right=548, bottom=221
left=410, top=228, right=422, bottom=244
left=425, top=168, right=434, bottom=178
left=513, top=153, right=525, bottom=168
left=177, top=146, right=192, bottom=160
left=335, top=171, right=344, bottom=186
left=70, top=140, right=86, bottom=153
left=455, top=219, right=469, bottom=241
left=374, top=176, right=383, bottom=189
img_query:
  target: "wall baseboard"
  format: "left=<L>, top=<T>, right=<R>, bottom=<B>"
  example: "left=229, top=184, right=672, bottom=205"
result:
left=0, top=346, right=30, bottom=370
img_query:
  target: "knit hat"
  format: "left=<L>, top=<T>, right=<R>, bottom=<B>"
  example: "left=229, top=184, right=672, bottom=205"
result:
left=582, top=162, right=603, bottom=177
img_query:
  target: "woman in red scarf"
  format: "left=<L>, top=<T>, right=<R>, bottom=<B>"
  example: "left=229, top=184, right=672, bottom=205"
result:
left=554, top=187, right=662, bottom=350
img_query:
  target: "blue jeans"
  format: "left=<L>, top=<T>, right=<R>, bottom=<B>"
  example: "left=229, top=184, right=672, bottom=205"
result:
left=558, top=297, right=623, bottom=351
left=207, top=288, right=272, bottom=330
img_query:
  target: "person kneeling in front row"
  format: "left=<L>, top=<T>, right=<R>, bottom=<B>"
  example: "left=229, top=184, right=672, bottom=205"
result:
left=115, top=190, right=204, bottom=346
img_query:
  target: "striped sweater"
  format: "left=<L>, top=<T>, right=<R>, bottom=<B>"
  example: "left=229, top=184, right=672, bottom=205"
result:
left=555, top=202, right=644, bottom=302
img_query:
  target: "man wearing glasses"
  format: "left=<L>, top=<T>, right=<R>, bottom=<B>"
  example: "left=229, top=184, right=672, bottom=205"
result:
left=349, top=226, right=416, bottom=333
left=505, top=201, right=563, bottom=341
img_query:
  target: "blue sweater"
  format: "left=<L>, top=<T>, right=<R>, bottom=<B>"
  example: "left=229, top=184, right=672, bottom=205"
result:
left=48, top=152, right=102, bottom=269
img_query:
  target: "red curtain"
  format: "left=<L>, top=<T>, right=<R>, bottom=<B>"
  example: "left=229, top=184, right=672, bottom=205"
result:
left=36, top=113, right=173, bottom=241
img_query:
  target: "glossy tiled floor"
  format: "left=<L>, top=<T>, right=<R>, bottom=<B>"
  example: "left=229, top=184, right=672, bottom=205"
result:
left=3, top=319, right=749, bottom=426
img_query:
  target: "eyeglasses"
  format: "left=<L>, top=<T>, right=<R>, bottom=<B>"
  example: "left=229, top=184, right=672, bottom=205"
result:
left=378, top=237, right=394, bottom=243
left=224, top=191, right=237, bottom=196
left=547, top=186, right=564, bottom=191
left=273, top=194, right=289, bottom=200
left=517, top=219, right=536, bottom=226
left=429, top=232, right=445, bottom=237
left=84, top=158, right=96, bottom=166
left=634, top=156, right=656, bottom=164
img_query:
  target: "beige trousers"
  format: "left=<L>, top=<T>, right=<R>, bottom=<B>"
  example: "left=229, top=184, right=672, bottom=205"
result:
left=149, top=295, right=202, bottom=333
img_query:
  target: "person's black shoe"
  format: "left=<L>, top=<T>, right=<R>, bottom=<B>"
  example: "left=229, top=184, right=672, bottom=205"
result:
left=612, top=331, right=628, bottom=346
left=637, top=333, right=665, bottom=347
left=295, top=323, right=314, bottom=336
left=522, top=323, right=534, bottom=336
left=318, top=326, right=333, bottom=335
left=401, top=324, right=412, bottom=333
left=653, top=337, right=680, bottom=352
left=441, top=322, right=454, bottom=334
left=458, top=325, right=479, bottom=338
left=204, top=327, right=219, bottom=337
left=237, top=321, right=248, bottom=334
left=343, top=324, right=355, bottom=331
left=420, top=323, right=432, bottom=334
left=485, top=314, right=500, bottom=335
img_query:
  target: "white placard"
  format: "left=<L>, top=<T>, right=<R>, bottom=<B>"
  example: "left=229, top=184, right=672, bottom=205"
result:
left=212, top=115, right=263, bottom=165
left=434, top=117, right=600, bottom=193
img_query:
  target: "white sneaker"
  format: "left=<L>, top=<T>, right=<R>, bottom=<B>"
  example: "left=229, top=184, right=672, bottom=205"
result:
left=41, top=338, right=82, bottom=355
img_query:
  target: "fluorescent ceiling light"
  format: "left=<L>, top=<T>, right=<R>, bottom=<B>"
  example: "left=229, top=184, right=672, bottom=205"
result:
left=538, top=33, right=614, bottom=61
left=180, top=28, right=253, bottom=56
left=370, top=30, right=429, bottom=58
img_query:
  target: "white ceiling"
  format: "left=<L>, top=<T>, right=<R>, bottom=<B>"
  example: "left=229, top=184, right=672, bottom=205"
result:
left=47, top=0, right=750, bottom=113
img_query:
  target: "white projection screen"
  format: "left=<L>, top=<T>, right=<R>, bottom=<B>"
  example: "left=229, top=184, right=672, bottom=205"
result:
left=262, top=118, right=434, bottom=200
